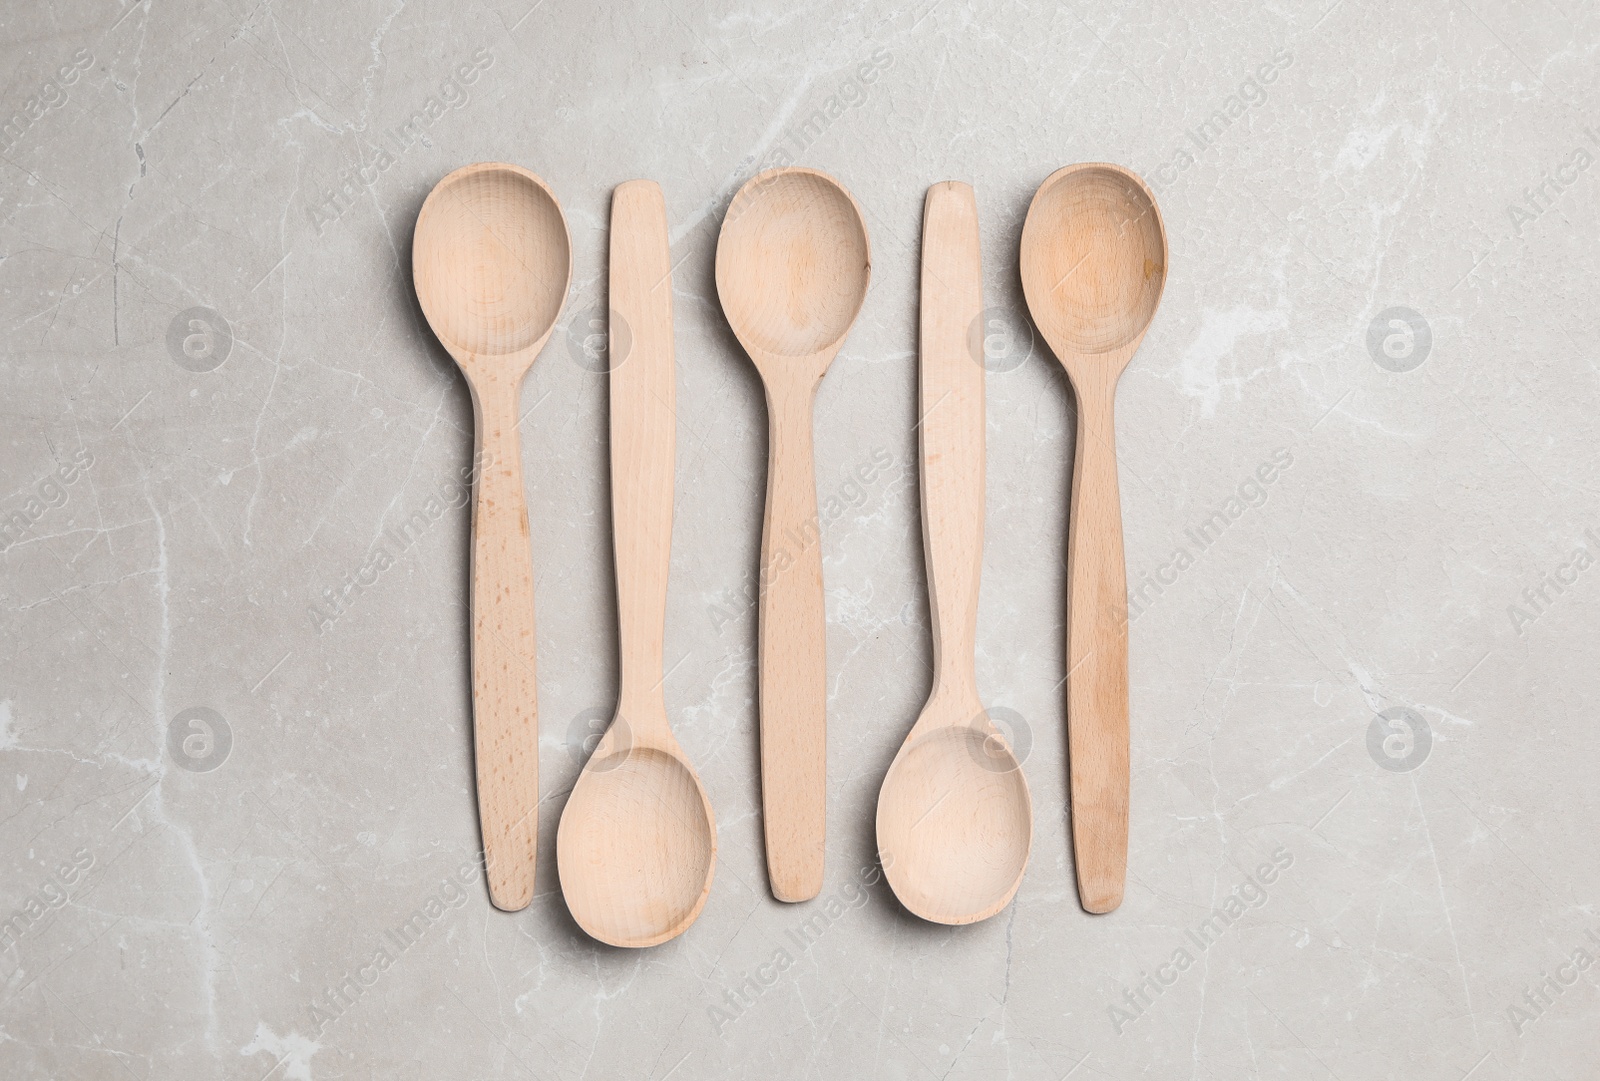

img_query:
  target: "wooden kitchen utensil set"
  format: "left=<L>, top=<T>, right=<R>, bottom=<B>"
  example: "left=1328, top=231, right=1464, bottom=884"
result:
left=411, top=162, right=1167, bottom=947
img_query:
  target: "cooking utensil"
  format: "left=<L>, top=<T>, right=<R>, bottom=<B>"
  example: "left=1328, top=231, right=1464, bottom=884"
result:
left=715, top=167, right=870, bottom=902
left=877, top=182, right=1032, bottom=924
left=412, top=162, right=571, bottom=911
left=557, top=180, right=716, bottom=947
left=1019, top=163, right=1167, bottom=914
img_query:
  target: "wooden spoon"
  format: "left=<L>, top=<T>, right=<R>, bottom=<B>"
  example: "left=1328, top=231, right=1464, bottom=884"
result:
left=715, top=168, right=870, bottom=902
left=877, top=182, right=1033, bottom=925
left=556, top=180, right=716, bottom=947
left=413, top=163, right=571, bottom=912
left=1019, top=164, right=1167, bottom=914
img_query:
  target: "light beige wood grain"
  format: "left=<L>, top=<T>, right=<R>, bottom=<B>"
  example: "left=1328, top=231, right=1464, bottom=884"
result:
left=556, top=180, right=716, bottom=948
left=412, top=162, right=572, bottom=911
left=715, top=168, right=870, bottom=903
left=877, top=182, right=1033, bottom=925
left=1020, top=163, right=1167, bottom=914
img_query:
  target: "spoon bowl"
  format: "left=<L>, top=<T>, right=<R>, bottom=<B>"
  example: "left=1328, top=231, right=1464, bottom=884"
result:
left=411, top=163, right=571, bottom=911
left=1020, top=164, right=1164, bottom=359
left=558, top=736, right=715, bottom=948
left=414, top=165, right=570, bottom=360
left=878, top=712, right=1032, bottom=924
left=717, top=169, right=870, bottom=361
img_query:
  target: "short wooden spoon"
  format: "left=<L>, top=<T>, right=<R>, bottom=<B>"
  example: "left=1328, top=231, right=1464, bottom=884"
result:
left=715, top=168, right=870, bottom=902
left=413, top=163, right=571, bottom=911
left=557, top=181, right=716, bottom=947
left=1019, top=164, right=1167, bottom=914
left=877, top=182, right=1032, bottom=925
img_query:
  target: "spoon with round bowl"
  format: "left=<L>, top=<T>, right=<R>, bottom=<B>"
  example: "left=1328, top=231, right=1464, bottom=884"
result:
left=556, top=180, right=716, bottom=947
left=715, top=167, right=870, bottom=903
left=1019, top=163, right=1167, bottom=914
left=877, top=181, right=1033, bottom=924
left=412, top=162, right=572, bottom=911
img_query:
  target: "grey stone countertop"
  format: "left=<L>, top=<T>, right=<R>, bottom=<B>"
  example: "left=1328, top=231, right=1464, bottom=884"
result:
left=1, top=1, right=1597, bottom=1078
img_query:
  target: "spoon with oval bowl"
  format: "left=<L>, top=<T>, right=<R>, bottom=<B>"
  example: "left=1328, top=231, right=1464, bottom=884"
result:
left=877, top=182, right=1033, bottom=924
left=413, top=163, right=570, bottom=911
left=1019, top=163, right=1167, bottom=914
left=715, top=168, right=870, bottom=903
left=557, top=181, right=716, bottom=947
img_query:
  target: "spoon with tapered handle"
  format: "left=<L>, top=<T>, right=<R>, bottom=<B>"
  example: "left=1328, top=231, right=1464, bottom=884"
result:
left=1019, top=163, right=1167, bottom=914
left=715, top=167, right=870, bottom=902
left=412, top=162, right=571, bottom=911
left=877, top=181, right=1033, bottom=924
left=557, top=180, right=716, bottom=947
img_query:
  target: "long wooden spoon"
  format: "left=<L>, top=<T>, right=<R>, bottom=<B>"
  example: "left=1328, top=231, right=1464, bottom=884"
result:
left=715, top=168, right=870, bottom=902
left=557, top=180, right=716, bottom=947
left=877, top=182, right=1033, bottom=924
left=1019, top=164, right=1167, bottom=914
left=413, top=163, right=571, bottom=911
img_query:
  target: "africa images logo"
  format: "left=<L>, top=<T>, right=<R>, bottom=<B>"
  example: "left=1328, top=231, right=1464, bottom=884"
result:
left=1108, top=846, right=1294, bottom=1034
left=0, top=449, right=94, bottom=553
left=307, top=47, right=495, bottom=235
left=0, top=47, right=94, bottom=156
left=1126, top=448, right=1293, bottom=622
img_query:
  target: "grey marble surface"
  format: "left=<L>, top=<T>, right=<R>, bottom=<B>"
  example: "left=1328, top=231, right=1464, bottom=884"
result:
left=3, top=0, right=1598, bottom=1077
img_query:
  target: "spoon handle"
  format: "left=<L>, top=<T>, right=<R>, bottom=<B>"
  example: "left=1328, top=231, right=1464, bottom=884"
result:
left=919, top=182, right=985, bottom=703
left=467, top=374, right=540, bottom=911
left=759, top=377, right=827, bottom=902
left=1065, top=378, right=1129, bottom=913
left=608, top=180, right=675, bottom=718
